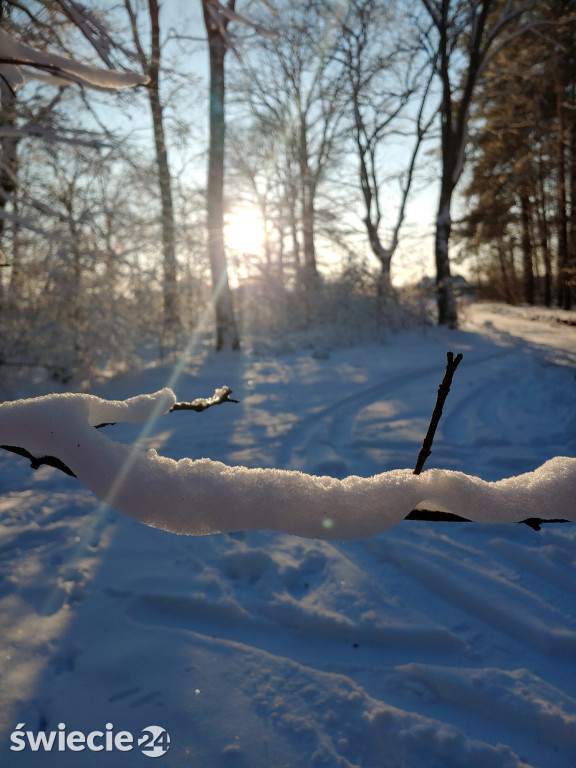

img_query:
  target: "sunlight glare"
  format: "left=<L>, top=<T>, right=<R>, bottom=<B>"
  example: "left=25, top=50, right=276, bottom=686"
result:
left=225, top=206, right=265, bottom=254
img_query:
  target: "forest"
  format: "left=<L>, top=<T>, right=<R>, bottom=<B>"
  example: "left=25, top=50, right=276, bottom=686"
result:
left=1, top=0, right=574, bottom=385
left=1, top=4, right=576, bottom=767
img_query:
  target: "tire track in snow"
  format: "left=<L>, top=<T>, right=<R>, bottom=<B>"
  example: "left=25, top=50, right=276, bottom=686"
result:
left=264, top=329, right=576, bottom=768
left=366, top=534, right=576, bottom=656
left=277, top=347, right=513, bottom=477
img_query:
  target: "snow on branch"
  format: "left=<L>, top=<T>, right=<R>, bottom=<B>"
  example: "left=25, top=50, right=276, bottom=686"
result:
left=0, top=28, right=148, bottom=93
left=0, top=390, right=574, bottom=540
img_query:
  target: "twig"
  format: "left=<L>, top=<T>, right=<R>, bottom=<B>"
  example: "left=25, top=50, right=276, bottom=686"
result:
left=170, top=385, right=239, bottom=412
left=0, top=444, right=77, bottom=477
left=94, top=386, right=239, bottom=428
left=413, top=351, right=463, bottom=475
left=405, top=509, right=568, bottom=530
left=1, top=386, right=239, bottom=477
left=407, top=353, right=569, bottom=528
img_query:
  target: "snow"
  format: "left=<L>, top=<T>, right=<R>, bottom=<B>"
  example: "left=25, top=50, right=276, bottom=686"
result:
left=1, top=391, right=573, bottom=539
left=0, top=301, right=575, bottom=767
left=0, top=28, right=148, bottom=93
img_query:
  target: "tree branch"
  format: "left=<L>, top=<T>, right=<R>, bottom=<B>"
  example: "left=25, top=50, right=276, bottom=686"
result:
left=413, top=351, right=463, bottom=475
left=0, top=444, right=77, bottom=476
left=0, top=382, right=570, bottom=530
left=170, top=385, right=239, bottom=412
left=404, top=509, right=568, bottom=530
left=1, top=386, right=239, bottom=475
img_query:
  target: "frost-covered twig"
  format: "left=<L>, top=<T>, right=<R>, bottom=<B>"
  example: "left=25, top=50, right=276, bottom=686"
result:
left=413, top=351, right=463, bottom=475
left=2, top=386, right=239, bottom=474
left=170, top=385, right=239, bottom=412
left=94, top=385, right=238, bottom=427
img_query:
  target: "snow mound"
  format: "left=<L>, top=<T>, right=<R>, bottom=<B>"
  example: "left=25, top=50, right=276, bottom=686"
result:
left=1, top=390, right=574, bottom=540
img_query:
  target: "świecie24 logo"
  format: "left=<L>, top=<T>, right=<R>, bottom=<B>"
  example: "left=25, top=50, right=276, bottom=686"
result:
left=10, top=722, right=170, bottom=757
left=139, top=726, right=170, bottom=757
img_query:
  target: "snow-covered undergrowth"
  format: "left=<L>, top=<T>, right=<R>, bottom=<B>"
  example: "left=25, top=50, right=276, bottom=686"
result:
left=0, top=302, right=575, bottom=768
left=237, top=272, right=428, bottom=357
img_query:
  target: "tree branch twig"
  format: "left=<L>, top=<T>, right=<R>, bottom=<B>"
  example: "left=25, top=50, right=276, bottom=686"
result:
left=1, top=386, right=239, bottom=476
left=413, top=351, right=463, bottom=475
left=170, top=385, right=239, bottom=412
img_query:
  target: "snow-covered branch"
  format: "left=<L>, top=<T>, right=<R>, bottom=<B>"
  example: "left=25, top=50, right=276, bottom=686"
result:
left=0, top=391, right=574, bottom=540
left=0, top=28, right=148, bottom=94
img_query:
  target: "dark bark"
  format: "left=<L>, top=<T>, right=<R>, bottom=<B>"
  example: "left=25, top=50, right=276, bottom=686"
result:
left=556, top=69, right=571, bottom=309
left=495, top=244, right=515, bottom=304
left=404, top=509, right=567, bottom=529
left=435, top=194, right=457, bottom=327
left=569, top=79, right=576, bottom=307
left=0, top=87, right=18, bottom=248
left=519, top=192, right=535, bottom=304
left=287, top=177, right=301, bottom=276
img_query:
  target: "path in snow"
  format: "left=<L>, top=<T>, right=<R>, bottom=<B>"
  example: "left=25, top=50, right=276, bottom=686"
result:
left=0, top=302, right=575, bottom=767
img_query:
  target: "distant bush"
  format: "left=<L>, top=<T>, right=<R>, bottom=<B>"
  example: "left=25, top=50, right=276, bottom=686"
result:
left=235, top=263, right=428, bottom=357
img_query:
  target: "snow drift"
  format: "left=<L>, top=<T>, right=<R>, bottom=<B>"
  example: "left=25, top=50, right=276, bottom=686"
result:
left=0, top=389, right=574, bottom=540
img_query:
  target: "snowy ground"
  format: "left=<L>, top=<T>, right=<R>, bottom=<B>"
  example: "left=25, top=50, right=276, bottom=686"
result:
left=0, top=301, right=575, bottom=768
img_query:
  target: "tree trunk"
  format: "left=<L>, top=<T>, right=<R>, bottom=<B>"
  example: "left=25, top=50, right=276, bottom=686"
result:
left=202, top=4, right=240, bottom=351
left=536, top=157, right=552, bottom=306
left=495, top=244, right=514, bottom=304
left=435, top=193, right=457, bottom=328
left=555, top=71, right=571, bottom=309
left=148, top=0, right=179, bottom=346
left=0, top=88, right=18, bottom=247
left=520, top=192, right=535, bottom=304
left=301, top=193, right=317, bottom=289
left=299, top=121, right=319, bottom=291
left=287, top=179, right=301, bottom=280
left=569, top=80, right=576, bottom=307
left=364, top=217, right=392, bottom=296
left=0, top=85, right=19, bottom=313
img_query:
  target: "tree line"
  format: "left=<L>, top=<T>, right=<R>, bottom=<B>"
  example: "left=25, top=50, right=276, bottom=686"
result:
left=0, top=0, right=574, bottom=381
left=458, top=1, right=575, bottom=311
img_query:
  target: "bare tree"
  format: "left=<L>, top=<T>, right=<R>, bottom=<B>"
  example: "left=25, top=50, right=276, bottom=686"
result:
left=340, top=0, right=436, bottom=296
left=231, top=0, right=349, bottom=292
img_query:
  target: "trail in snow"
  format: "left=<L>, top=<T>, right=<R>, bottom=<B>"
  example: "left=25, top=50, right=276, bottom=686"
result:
left=0, top=302, right=574, bottom=768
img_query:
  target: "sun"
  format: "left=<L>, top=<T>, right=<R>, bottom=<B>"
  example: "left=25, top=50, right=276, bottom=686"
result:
left=225, top=206, right=265, bottom=254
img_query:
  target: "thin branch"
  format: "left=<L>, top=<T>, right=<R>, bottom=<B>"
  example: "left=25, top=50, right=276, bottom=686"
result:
left=413, top=351, right=463, bottom=475
left=0, top=445, right=77, bottom=476
left=405, top=509, right=568, bottom=530
left=170, top=385, right=239, bottom=412
left=0, top=387, right=241, bottom=472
